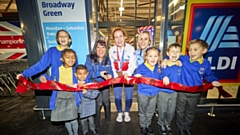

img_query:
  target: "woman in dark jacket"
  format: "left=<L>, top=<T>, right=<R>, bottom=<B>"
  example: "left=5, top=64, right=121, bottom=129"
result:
left=85, top=39, right=113, bottom=133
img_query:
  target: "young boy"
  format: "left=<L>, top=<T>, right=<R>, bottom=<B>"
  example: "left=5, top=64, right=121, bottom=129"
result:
left=75, top=64, right=100, bottom=135
left=158, top=43, right=182, bottom=135
left=176, top=39, right=220, bottom=135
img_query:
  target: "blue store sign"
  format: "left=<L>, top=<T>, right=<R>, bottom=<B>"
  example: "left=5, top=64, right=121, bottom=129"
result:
left=183, top=2, right=240, bottom=85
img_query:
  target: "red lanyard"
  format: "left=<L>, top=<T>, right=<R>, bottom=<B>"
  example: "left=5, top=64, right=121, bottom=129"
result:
left=116, top=44, right=125, bottom=70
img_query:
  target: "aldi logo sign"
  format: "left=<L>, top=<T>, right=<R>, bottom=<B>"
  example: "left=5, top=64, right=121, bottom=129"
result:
left=184, top=2, right=240, bottom=84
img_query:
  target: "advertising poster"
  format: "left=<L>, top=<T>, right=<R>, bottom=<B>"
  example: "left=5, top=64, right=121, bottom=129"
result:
left=37, top=0, right=89, bottom=64
left=183, top=0, right=240, bottom=85
left=0, top=21, right=26, bottom=60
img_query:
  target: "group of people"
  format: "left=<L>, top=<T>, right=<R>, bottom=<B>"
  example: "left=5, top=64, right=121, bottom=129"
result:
left=17, top=28, right=220, bottom=135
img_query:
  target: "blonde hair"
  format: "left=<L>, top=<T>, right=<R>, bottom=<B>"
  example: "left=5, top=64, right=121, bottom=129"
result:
left=137, top=30, right=153, bottom=48
left=144, top=47, right=162, bottom=73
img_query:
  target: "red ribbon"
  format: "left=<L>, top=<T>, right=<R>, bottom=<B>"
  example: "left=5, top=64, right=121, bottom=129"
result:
left=16, top=76, right=231, bottom=97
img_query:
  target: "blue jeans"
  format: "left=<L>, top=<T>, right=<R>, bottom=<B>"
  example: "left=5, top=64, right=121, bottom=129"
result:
left=114, top=84, right=133, bottom=113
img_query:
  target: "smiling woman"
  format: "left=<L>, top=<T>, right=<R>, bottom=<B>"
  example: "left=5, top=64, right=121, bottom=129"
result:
left=85, top=39, right=113, bottom=134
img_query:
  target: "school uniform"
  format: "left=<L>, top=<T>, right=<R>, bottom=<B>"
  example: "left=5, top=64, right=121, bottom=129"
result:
left=157, top=63, right=181, bottom=127
left=134, top=62, right=161, bottom=128
left=79, top=90, right=100, bottom=135
left=176, top=55, right=218, bottom=131
left=48, top=65, right=80, bottom=122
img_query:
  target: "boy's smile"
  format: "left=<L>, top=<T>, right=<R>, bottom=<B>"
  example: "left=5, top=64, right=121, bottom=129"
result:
left=75, top=69, right=88, bottom=81
left=167, top=47, right=181, bottom=62
left=188, top=43, right=207, bottom=61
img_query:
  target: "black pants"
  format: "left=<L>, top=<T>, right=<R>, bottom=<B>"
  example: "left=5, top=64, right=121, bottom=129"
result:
left=95, top=87, right=111, bottom=129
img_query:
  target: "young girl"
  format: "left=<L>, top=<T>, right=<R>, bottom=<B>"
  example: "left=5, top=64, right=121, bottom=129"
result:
left=40, top=49, right=80, bottom=135
left=109, top=28, right=136, bottom=122
left=17, top=29, right=73, bottom=79
left=85, top=40, right=113, bottom=132
left=133, top=47, right=162, bottom=135
left=136, top=30, right=153, bottom=67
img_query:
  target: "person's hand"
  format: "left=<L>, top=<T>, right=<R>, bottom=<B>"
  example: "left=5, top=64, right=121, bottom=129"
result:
left=100, top=71, right=107, bottom=78
left=82, top=89, right=87, bottom=94
left=134, top=74, right=142, bottom=77
left=176, top=60, right=182, bottom=66
left=163, top=76, right=170, bottom=85
left=39, top=76, right=47, bottom=83
left=16, top=74, right=23, bottom=79
left=161, top=59, right=168, bottom=68
left=124, top=73, right=128, bottom=79
left=118, top=71, right=123, bottom=76
left=212, top=81, right=220, bottom=87
left=106, top=74, right=112, bottom=79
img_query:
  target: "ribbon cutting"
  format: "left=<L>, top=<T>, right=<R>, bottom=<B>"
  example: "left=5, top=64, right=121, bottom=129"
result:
left=16, top=76, right=231, bottom=98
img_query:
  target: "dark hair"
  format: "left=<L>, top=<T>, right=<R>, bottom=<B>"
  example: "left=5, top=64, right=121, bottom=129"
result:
left=167, top=43, right=182, bottom=52
left=56, top=29, right=72, bottom=47
left=90, top=40, right=109, bottom=65
left=112, top=28, right=126, bottom=39
left=61, top=49, right=77, bottom=58
left=188, top=39, right=209, bottom=49
left=76, top=64, right=87, bottom=72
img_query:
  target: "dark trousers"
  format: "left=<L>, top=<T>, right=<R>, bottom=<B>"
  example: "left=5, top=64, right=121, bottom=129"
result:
left=95, top=87, right=111, bottom=129
left=176, top=92, right=200, bottom=130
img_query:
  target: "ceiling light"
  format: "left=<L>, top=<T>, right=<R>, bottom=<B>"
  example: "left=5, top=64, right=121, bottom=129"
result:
left=170, top=4, right=185, bottom=16
left=99, top=30, right=105, bottom=37
left=119, top=7, right=124, bottom=11
left=119, top=0, right=124, bottom=16
left=168, top=0, right=178, bottom=7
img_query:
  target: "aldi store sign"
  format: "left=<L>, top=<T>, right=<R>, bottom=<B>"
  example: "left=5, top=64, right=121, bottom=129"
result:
left=183, top=1, right=240, bottom=85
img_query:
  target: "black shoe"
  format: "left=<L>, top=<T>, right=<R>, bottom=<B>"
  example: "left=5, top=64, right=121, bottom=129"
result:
left=95, top=128, right=99, bottom=135
left=147, top=126, right=154, bottom=135
left=178, top=130, right=186, bottom=135
left=185, top=130, right=193, bottom=135
left=159, top=125, right=167, bottom=135
left=165, top=126, right=173, bottom=135
left=141, top=127, right=148, bottom=135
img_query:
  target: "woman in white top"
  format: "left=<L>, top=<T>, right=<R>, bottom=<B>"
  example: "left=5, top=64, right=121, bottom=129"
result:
left=109, top=28, right=136, bottom=122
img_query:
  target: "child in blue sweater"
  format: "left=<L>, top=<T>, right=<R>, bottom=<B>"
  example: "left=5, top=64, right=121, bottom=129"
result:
left=176, top=39, right=220, bottom=135
left=17, top=29, right=73, bottom=79
left=134, top=47, right=162, bottom=135
left=157, top=43, right=182, bottom=135
left=75, top=64, right=100, bottom=135
left=40, top=49, right=80, bottom=135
